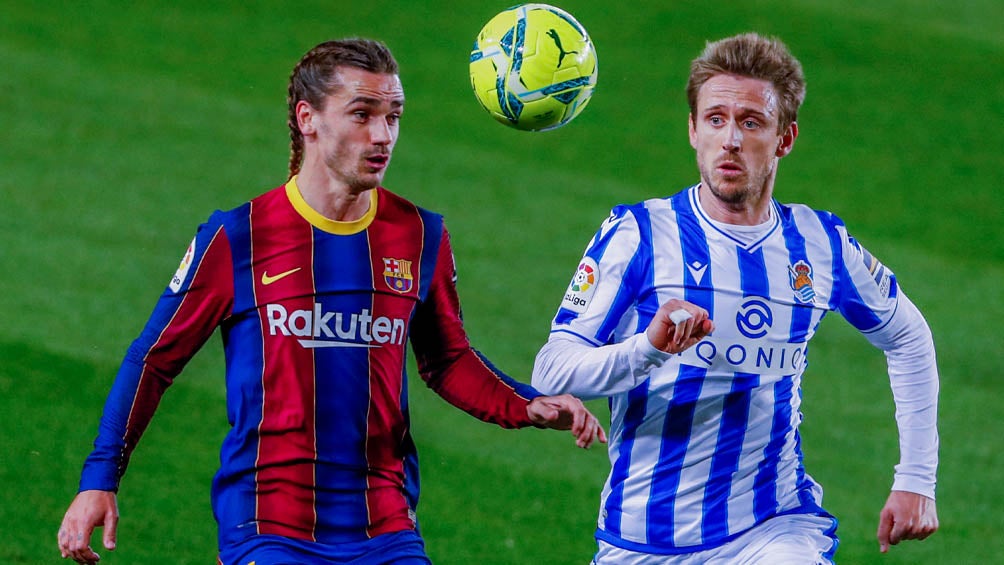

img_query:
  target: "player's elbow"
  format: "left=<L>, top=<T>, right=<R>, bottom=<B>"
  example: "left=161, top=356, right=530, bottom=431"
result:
left=531, top=342, right=570, bottom=395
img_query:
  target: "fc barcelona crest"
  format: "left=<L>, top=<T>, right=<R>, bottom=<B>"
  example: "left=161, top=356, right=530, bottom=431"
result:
left=788, top=260, right=816, bottom=304
left=383, top=257, right=414, bottom=294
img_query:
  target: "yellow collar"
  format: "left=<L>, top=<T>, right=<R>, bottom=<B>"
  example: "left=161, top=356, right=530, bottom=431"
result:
left=285, top=175, right=377, bottom=235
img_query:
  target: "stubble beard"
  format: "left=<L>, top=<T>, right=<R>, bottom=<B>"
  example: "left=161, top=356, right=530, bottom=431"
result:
left=698, top=159, right=773, bottom=209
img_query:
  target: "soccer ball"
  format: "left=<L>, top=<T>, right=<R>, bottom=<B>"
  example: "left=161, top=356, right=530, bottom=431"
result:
left=469, top=4, right=598, bottom=131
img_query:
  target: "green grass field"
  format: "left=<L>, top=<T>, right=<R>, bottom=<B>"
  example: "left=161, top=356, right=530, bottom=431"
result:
left=2, top=1, right=1001, bottom=563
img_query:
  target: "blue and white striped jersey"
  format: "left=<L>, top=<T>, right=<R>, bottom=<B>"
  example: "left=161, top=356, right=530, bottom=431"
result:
left=532, top=185, right=938, bottom=554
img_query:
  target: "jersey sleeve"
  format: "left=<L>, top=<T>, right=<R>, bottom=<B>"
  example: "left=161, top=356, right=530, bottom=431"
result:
left=78, top=215, right=235, bottom=492
left=532, top=205, right=665, bottom=398
left=834, top=226, right=940, bottom=498
left=409, top=225, right=540, bottom=429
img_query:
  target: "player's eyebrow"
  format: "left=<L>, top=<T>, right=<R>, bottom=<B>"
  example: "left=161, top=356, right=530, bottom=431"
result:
left=702, top=104, right=769, bottom=120
left=348, top=96, right=405, bottom=108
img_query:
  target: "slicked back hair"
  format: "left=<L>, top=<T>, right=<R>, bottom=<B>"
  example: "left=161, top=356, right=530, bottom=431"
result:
left=286, top=38, right=399, bottom=178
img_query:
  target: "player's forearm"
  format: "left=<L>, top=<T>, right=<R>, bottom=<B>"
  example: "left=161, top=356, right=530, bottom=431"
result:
left=532, top=332, right=669, bottom=399
left=422, top=347, right=538, bottom=428
left=78, top=354, right=167, bottom=492
left=887, top=340, right=939, bottom=497
left=874, top=293, right=940, bottom=498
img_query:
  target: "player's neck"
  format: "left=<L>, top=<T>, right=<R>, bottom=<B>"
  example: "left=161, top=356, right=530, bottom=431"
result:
left=698, top=183, right=774, bottom=226
left=295, top=167, right=374, bottom=222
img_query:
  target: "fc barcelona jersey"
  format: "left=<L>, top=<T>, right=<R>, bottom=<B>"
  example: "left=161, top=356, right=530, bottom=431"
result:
left=79, top=178, right=539, bottom=549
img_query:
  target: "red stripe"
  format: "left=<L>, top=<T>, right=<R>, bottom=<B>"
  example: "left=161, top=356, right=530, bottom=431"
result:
left=363, top=190, right=424, bottom=536
left=124, top=228, right=233, bottom=456
left=250, top=189, right=318, bottom=540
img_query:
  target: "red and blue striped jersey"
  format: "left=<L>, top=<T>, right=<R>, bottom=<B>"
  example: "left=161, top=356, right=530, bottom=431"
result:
left=79, top=178, right=540, bottom=549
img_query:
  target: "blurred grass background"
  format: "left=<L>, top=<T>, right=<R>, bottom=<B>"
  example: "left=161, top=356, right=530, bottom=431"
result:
left=1, top=1, right=1001, bottom=563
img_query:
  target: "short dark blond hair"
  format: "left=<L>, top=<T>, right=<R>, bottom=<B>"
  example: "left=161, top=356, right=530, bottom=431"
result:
left=686, top=33, right=806, bottom=132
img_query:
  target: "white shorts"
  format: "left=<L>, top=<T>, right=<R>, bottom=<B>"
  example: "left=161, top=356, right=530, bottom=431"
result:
left=592, top=513, right=838, bottom=565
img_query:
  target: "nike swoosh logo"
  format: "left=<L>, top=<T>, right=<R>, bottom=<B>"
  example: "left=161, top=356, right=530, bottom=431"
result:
left=261, top=267, right=302, bottom=285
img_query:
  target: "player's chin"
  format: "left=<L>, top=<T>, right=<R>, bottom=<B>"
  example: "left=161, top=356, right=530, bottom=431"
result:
left=351, top=174, right=383, bottom=192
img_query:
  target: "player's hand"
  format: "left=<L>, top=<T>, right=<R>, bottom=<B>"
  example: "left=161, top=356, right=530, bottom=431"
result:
left=646, top=299, right=713, bottom=354
left=877, top=490, right=938, bottom=552
left=527, top=394, right=607, bottom=449
left=58, top=490, right=118, bottom=564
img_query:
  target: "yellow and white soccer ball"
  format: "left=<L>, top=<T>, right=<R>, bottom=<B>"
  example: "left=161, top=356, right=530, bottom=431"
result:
left=469, top=3, right=598, bottom=131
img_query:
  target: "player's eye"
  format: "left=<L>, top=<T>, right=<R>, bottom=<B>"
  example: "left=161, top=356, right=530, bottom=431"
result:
left=744, top=120, right=760, bottom=129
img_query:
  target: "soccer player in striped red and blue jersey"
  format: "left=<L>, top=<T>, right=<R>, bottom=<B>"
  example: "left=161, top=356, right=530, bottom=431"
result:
left=532, top=33, right=939, bottom=564
left=57, top=38, right=604, bottom=565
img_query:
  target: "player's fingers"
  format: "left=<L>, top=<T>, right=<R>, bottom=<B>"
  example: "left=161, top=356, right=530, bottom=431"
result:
left=675, top=319, right=693, bottom=345
left=876, top=509, right=894, bottom=552
left=66, top=530, right=101, bottom=563
left=58, top=525, right=69, bottom=557
left=102, top=508, right=118, bottom=551
left=559, top=396, right=582, bottom=431
left=698, top=318, right=714, bottom=338
left=899, top=516, right=937, bottom=542
left=577, top=415, right=600, bottom=448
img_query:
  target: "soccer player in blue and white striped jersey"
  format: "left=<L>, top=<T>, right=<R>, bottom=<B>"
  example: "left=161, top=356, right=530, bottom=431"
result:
left=532, top=33, right=939, bottom=564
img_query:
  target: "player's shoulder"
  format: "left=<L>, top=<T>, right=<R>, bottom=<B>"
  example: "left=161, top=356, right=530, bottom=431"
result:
left=377, top=186, right=443, bottom=221
left=189, top=183, right=279, bottom=236
left=775, top=200, right=848, bottom=232
left=604, top=185, right=694, bottom=234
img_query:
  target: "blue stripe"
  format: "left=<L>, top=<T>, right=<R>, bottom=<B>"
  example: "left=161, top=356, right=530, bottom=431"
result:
left=629, top=189, right=715, bottom=544
left=815, top=211, right=884, bottom=330
left=702, top=376, right=755, bottom=541
left=752, top=376, right=795, bottom=520
left=313, top=231, right=379, bottom=538
left=647, top=366, right=707, bottom=543
left=816, top=210, right=845, bottom=312
left=739, top=246, right=769, bottom=298
left=791, top=391, right=825, bottom=511
left=596, top=205, right=654, bottom=341
left=416, top=209, right=442, bottom=303
left=779, top=206, right=818, bottom=342
left=603, top=380, right=652, bottom=536
left=554, top=207, right=629, bottom=327
left=672, top=190, right=714, bottom=312
left=213, top=207, right=264, bottom=544
left=821, top=514, right=841, bottom=562
left=698, top=244, right=768, bottom=541
left=473, top=348, right=540, bottom=399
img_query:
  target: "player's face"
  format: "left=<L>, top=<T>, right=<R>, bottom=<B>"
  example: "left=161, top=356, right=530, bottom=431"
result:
left=689, top=73, right=796, bottom=213
left=309, top=67, right=404, bottom=193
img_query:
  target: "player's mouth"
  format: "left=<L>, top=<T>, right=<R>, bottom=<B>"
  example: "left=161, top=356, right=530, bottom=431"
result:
left=716, top=160, right=744, bottom=178
left=365, top=153, right=390, bottom=171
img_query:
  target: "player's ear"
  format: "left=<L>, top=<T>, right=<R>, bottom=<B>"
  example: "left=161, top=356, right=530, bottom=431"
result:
left=776, top=121, right=798, bottom=157
left=688, top=113, right=697, bottom=149
left=296, top=100, right=317, bottom=136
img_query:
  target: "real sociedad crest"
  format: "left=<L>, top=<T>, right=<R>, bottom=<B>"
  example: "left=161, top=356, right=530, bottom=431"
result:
left=383, top=257, right=413, bottom=294
left=788, top=260, right=816, bottom=303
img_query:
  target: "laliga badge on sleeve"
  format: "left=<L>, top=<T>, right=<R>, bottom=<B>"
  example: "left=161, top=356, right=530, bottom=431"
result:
left=169, top=237, right=196, bottom=293
left=562, top=257, right=599, bottom=313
